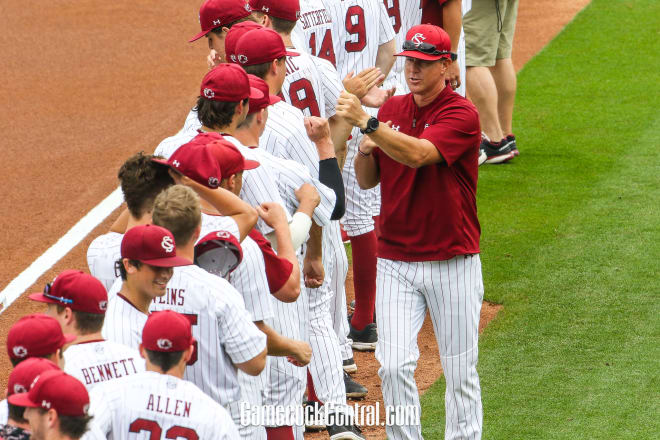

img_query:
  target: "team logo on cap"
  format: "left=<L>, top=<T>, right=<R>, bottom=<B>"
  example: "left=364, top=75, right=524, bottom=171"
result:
left=238, top=54, right=248, bottom=64
left=261, top=6, right=269, bottom=12
left=12, top=346, right=28, bottom=358
left=245, top=3, right=251, bottom=12
left=213, top=18, right=222, bottom=26
left=230, top=54, right=237, bottom=62
left=216, top=231, right=231, bottom=239
left=208, top=176, right=219, bottom=188
left=172, top=160, right=181, bottom=168
left=411, top=33, right=426, bottom=46
left=157, top=338, right=173, bottom=350
left=99, top=300, right=108, bottom=311
left=13, top=384, right=27, bottom=394
left=42, top=400, right=51, bottom=409
left=203, top=88, right=215, bottom=99
left=161, top=236, right=175, bottom=253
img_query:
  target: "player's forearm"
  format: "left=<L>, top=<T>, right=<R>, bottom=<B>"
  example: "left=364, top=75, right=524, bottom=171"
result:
left=354, top=151, right=380, bottom=189
left=197, top=186, right=258, bottom=241
left=255, top=321, right=302, bottom=357
left=375, top=39, right=396, bottom=79
left=235, top=348, right=267, bottom=376
left=305, top=223, right=323, bottom=261
left=443, top=0, right=462, bottom=53
left=328, top=115, right=352, bottom=168
left=367, top=125, right=442, bottom=168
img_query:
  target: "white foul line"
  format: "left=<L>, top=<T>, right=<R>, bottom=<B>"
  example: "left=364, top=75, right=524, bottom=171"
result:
left=0, top=187, right=123, bottom=313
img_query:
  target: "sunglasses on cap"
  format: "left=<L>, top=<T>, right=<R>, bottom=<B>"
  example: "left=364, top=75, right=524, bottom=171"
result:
left=402, top=40, right=457, bottom=61
left=42, top=283, right=74, bottom=305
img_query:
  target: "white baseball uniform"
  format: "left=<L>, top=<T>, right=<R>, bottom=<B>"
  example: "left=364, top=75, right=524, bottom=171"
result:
left=63, top=340, right=145, bottom=392
left=87, top=232, right=123, bottom=292
left=155, top=126, right=290, bottom=234
left=293, top=0, right=337, bottom=65
left=102, top=285, right=147, bottom=350
left=0, top=401, right=7, bottom=425
left=83, top=371, right=239, bottom=440
left=148, top=264, right=267, bottom=439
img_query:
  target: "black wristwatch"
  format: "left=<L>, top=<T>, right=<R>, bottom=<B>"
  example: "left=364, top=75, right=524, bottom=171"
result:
left=360, top=117, right=379, bottom=134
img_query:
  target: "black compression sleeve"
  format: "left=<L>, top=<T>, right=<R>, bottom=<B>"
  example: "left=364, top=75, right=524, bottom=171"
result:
left=318, top=158, right=345, bottom=220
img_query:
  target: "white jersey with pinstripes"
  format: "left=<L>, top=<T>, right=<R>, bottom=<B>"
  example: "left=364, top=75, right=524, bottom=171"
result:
left=154, top=125, right=290, bottom=234
left=87, top=232, right=122, bottom=292
left=148, top=265, right=266, bottom=406
left=101, top=287, right=147, bottom=350
left=83, top=371, right=239, bottom=440
left=281, top=51, right=343, bottom=119
left=382, top=0, right=423, bottom=94
left=0, top=401, right=6, bottom=425
left=63, top=340, right=145, bottom=392
left=293, top=0, right=337, bottom=65
left=325, top=0, right=395, bottom=79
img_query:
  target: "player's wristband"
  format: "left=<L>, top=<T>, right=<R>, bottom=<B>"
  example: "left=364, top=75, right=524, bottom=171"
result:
left=358, top=148, right=371, bottom=157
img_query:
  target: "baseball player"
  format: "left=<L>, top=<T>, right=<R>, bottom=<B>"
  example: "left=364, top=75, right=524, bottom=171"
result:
left=337, top=25, right=484, bottom=439
left=27, top=270, right=146, bottom=391
left=0, top=358, right=60, bottom=436
left=293, top=0, right=336, bottom=65
left=102, top=224, right=192, bottom=349
left=6, top=313, right=74, bottom=368
left=324, top=0, right=396, bottom=355
left=87, top=152, right=173, bottom=292
left=9, top=370, right=91, bottom=440
left=84, top=311, right=239, bottom=439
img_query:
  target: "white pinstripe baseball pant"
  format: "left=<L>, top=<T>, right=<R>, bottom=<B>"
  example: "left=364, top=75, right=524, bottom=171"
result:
left=375, top=255, right=484, bottom=440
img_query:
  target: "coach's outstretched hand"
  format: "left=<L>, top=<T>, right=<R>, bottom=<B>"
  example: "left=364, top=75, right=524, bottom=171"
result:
left=336, top=91, right=370, bottom=129
left=343, top=67, right=384, bottom=99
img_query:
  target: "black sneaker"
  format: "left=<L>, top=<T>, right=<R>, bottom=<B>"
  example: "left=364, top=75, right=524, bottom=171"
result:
left=343, top=357, right=357, bottom=374
left=481, top=138, right=514, bottom=164
left=347, top=314, right=377, bottom=351
left=327, top=422, right=365, bottom=440
left=506, top=134, right=519, bottom=156
left=344, top=372, right=367, bottom=399
left=303, top=401, right=326, bottom=431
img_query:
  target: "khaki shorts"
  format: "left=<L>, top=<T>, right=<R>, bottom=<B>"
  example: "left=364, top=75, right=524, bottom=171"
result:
left=464, top=0, right=519, bottom=67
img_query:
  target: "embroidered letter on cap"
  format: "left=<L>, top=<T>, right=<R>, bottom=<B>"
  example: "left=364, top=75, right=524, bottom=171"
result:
left=161, top=236, right=175, bottom=253
left=13, top=346, right=28, bottom=358
left=157, top=339, right=173, bottom=350
left=238, top=54, right=248, bottom=64
left=411, top=33, right=426, bottom=46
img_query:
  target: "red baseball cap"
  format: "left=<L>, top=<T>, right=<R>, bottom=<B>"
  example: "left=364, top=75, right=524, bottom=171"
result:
left=200, top=63, right=264, bottom=102
left=208, top=139, right=260, bottom=178
left=189, top=0, right=253, bottom=42
left=395, top=24, right=456, bottom=61
left=249, top=0, right=300, bottom=21
left=8, top=370, right=89, bottom=417
left=7, top=314, right=75, bottom=361
left=225, top=22, right=264, bottom=64
left=7, top=358, right=60, bottom=397
left=247, top=74, right=281, bottom=114
left=235, top=28, right=299, bottom=66
left=194, top=230, right=243, bottom=277
left=153, top=132, right=225, bottom=188
left=29, top=270, right=108, bottom=314
left=142, top=310, right=197, bottom=365
left=121, top=224, right=192, bottom=267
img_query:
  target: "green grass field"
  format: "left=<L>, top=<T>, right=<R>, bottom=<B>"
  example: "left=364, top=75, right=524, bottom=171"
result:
left=419, top=0, right=660, bottom=438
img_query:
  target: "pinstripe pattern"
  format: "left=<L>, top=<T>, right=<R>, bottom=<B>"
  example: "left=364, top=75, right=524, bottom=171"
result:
left=87, top=232, right=123, bottom=292
left=63, top=341, right=145, bottom=392
left=294, top=0, right=336, bottom=64
left=155, top=123, right=290, bottom=235
left=375, top=255, right=483, bottom=440
left=102, top=291, right=148, bottom=350
left=83, top=371, right=239, bottom=440
left=327, top=221, right=353, bottom=360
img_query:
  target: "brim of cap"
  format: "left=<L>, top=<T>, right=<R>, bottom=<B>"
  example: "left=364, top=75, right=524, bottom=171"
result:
left=189, top=29, right=212, bottom=43
left=268, top=94, right=282, bottom=105
left=249, top=87, right=265, bottom=100
left=243, top=159, right=260, bottom=170
left=395, top=50, right=450, bottom=61
left=285, top=50, right=300, bottom=57
left=28, top=293, right=60, bottom=305
left=8, top=393, right=39, bottom=409
left=140, top=256, right=193, bottom=267
left=151, top=158, right=171, bottom=168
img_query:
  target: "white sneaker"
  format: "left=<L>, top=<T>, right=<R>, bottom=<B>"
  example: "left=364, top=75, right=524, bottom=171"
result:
left=478, top=150, right=488, bottom=166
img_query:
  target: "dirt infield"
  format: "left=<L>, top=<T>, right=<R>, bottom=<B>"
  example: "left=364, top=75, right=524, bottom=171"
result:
left=0, top=0, right=589, bottom=437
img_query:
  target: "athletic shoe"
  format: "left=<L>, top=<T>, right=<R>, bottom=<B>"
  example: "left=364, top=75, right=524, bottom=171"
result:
left=348, top=315, right=377, bottom=351
left=480, top=138, right=514, bottom=164
left=506, top=134, right=519, bottom=156
left=343, top=357, right=357, bottom=374
left=304, top=401, right=326, bottom=431
left=344, top=372, right=367, bottom=400
left=478, top=150, right=488, bottom=166
left=327, top=422, right=365, bottom=440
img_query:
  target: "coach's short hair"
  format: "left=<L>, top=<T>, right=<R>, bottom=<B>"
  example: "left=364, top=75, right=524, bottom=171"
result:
left=145, top=349, right=184, bottom=372
left=195, top=97, right=248, bottom=130
left=55, top=305, right=104, bottom=335
left=243, top=56, right=285, bottom=80
left=152, top=185, right=201, bottom=247
left=118, top=152, right=174, bottom=219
